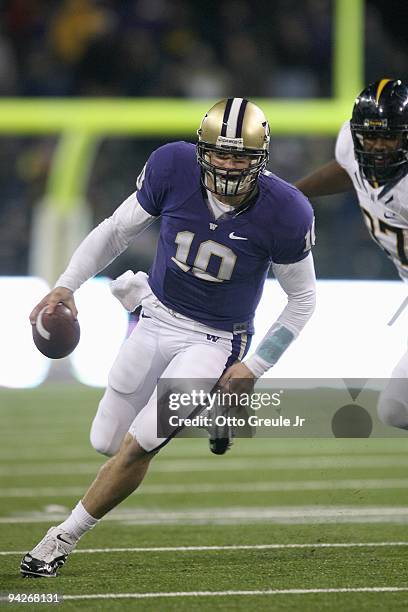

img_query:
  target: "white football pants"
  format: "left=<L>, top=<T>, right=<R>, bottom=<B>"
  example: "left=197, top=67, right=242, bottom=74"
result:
left=377, top=349, right=408, bottom=429
left=90, top=296, right=249, bottom=454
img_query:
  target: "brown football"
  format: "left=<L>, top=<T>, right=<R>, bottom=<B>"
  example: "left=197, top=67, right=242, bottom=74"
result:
left=32, top=303, right=80, bottom=359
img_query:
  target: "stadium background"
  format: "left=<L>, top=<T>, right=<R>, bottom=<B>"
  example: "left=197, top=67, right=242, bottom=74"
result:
left=2, top=1, right=408, bottom=610
left=1, top=0, right=407, bottom=280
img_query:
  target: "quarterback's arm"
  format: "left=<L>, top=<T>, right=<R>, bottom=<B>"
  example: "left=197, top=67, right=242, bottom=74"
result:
left=295, top=160, right=353, bottom=198
left=29, top=193, right=156, bottom=322
left=242, top=252, right=316, bottom=378
left=55, top=193, right=156, bottom=291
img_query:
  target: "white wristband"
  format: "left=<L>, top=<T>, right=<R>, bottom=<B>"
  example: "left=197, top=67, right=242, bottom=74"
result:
left=244, top=353, right=273, bottom=378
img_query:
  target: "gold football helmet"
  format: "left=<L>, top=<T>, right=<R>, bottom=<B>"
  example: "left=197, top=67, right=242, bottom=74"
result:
left=197, top=98, right=270, bottom=196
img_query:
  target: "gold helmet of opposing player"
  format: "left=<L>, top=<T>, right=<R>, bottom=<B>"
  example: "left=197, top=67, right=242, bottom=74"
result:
left=197, top=98, right=270, bottom=197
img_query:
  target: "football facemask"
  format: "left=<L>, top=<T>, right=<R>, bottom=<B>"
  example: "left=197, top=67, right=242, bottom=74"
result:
left=197, top=98, right=270, bottom=196
left=351, top=79, right=408, bottom=187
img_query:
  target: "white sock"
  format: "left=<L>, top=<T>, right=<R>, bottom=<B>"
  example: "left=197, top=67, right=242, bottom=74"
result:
left=58, top=501, right=99, bottom=542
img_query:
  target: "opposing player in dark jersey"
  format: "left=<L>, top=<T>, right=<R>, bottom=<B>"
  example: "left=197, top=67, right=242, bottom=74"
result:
left=295, top=78, right=408, bottom=431
left=21, top=98, right=316, bottom=577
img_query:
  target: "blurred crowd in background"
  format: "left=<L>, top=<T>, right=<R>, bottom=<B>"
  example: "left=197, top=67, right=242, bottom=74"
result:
left=0, top=0, right=407, bottom=279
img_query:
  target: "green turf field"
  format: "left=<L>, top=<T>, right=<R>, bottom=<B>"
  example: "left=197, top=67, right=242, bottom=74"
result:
left=1, top=384, right=408, bottom=611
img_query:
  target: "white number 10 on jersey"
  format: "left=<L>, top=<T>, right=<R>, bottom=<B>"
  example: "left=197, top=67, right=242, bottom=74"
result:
left=172, top=231, right=237, bottom=282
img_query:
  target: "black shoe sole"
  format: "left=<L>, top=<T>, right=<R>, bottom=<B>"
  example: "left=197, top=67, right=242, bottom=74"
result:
left=21, top=570, right=57, bottom=578
left=20, top=554, right=66, bottom=578
left=209, top=438, right=232, bottom=455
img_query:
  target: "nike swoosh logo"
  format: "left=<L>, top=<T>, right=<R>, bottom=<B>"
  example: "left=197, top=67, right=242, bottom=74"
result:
left=56, top=534, right=71, bottom=545
left=229, top=232, right=248, bottom=240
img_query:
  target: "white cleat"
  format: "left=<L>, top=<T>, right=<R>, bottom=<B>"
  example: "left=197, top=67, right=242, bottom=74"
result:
left=20, top=527, right=76, bottom=578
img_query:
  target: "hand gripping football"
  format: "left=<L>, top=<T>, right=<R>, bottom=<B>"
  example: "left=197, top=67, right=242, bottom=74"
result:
left=32, top=303, right=80, bottom=359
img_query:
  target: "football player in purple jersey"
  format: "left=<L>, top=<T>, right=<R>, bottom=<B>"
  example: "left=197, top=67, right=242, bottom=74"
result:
left=21, top=98, right=316, bottom=577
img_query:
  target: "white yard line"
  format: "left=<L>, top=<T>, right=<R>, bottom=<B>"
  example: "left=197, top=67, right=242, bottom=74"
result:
left=2, top=478, right=408, bottom=497
left=2, top=541, right=408, bottom=556
left=2, top=587, right=407, bottom=604
left=19, top=587, right=408, bottom=601
left=2, top=455, right=408, bottom=476
left=3, top=505, right=408, bottom=525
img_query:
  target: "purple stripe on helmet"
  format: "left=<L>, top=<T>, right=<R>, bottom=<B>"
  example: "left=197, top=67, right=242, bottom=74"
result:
left=221, top=98, right=234, bottom=137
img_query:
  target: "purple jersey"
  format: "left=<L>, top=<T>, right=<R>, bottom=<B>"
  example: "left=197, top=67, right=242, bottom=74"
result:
left=137, top=142, right=314, bottom=334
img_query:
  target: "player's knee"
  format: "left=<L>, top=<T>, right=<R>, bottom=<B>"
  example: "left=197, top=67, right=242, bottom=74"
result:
left=90, top=386, right=137, bottom=456
left=90, top=423, right=122, bottom=457
left=89, top=417, right=121, bottom=457
left=377, top=394, right=408, bottom=429
left=90, top=399, right=123, bottom=457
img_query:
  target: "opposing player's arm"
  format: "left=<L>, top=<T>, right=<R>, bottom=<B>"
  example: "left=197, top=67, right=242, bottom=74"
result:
left=29, top=193, right=156, bottom=322
left=295, top=160, right=353, bottom=198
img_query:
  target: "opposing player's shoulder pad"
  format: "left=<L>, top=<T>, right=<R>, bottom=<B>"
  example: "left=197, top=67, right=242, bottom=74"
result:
left=335, top=120, right=354, bottom=169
